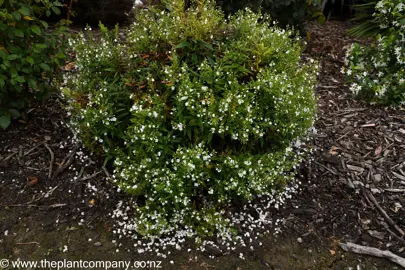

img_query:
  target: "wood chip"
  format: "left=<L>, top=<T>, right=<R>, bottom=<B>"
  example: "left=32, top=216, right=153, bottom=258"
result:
left=347, top=165, right=364, bottom=174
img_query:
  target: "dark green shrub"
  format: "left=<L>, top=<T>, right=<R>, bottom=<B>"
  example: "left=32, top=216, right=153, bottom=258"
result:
left=344, top=0, right=405, bottom=106
left=0, top=0, right=69, bottom=128
left=216, top=0, right=324, bottom=32
left=64, top=0, right=317, bottom=239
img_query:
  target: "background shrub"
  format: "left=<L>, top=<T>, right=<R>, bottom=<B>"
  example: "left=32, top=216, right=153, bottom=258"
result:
left=344, top=0, right=405, bottom=106
left=215, top=0, right=325, bottom=33
left=0, top=0, right=68, bottom=129
left=64, top=0, right=317, bottom=238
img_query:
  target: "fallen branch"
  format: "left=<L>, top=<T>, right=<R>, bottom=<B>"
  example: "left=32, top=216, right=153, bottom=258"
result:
left=385, top=189, right=405, bottom=193
left=16, top=242, right=40, bottom=245
left=364, top=188, right=405, bottom=237
left=3, top=152, right=17, bottom=161
left=42, top=143, right=54, bottom=179
left=8, top=203, right=67, bottom=209
left=339, top=242, right=405, bottom=268
left=23, top=142, right=44, bottom=156
left=81, top=170, right=103, bottom=181
left=313, top=161, right=338, bottom=175
left=102, top=166, right=111, bottom=179
left=53, top=146, right=79, bottom=178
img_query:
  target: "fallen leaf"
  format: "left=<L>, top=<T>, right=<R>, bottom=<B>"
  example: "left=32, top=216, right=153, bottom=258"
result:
left=329, top=146, right=339, bottom=155
left=368, top=230, right=386, bottom=240
left=27, top=176, right=38, bottom=186
left=89, top=199, right=95, bottom=206
left=330, top=249, right=336, bottom=255
left=64, top=62, right=76, bottom=71
left=375, top=144, right=382, bottom=156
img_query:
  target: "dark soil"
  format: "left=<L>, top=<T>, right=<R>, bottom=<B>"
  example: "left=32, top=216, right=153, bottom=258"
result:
left=1, top=21, right=404, bottom=269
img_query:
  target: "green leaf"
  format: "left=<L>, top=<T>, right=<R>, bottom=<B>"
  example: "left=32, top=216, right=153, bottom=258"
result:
left=18, top=6, right=31, bottom=16
left=40, top=20, right=48, bottom=29
left=46, top=10, right=51, bottom=17
left=175, top=42, right=191, bottom=49
left=31, top=25, right=41, bottom=35
left=0, top=115, right=11, bottom=129
left=8, top=54, right=19, bottom=61
left=15, top=76, right=25, bottom=83
left=13, top=11, right=21, bottom=21
left=28, top=78, right=37, bottom=88
left=0, top=50, right=6, bottom=59
left=8, top=109, right=20, bottom=119
left=39, top=63, right=51, bottom=72
left=199, top=40, right=213, bottom=50
left=26, top=56, right=34, bottom=65
left=52, top=7, right=61, bottom=15
left=14, top=29, right=24, bottom=37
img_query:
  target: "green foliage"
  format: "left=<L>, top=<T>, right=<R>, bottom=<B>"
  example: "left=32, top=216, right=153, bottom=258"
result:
left=216, top=0, right=325, bottom=32
left=344, top=0, right=405, bottom=106
left=64, top=0, right=317, bottom=238
left=0, top=0, right=69, bottom=129
left=347, top=1, right=382, bottom=38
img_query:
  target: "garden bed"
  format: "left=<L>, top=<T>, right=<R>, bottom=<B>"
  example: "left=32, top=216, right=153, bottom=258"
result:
left=1, top=21, right=404, bottom=269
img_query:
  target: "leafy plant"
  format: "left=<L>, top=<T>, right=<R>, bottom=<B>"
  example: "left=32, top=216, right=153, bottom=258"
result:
left=344, top=0, right=405, bottom=106
left=64, top=0, right=317, bottom=239
left=0, top=0, right=69, bottom=129
left=216, top=0, right=325, bottom=32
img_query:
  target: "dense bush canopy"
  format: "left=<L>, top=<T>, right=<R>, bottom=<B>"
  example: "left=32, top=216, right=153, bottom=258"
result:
left=344, top=0, right=405, bottom=106
left=0, top=0, right=68, bottom=129
left=64, top=0, right=317, bottom=238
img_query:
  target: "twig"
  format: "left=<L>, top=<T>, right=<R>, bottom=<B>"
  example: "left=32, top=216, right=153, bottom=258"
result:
left=364, top=188, right=405, bottom=237
left=28, top=184, right=61, bottom=204
left=102, top=166, right=111, bottom=179
left=42, top=143, right=54, bottom=179
left=313, top=161, right=338, bottom=175
left=81, top=170, right=103, bottom=181
left=53, top=146, right=79, bottom=178
left=16, top=242, right=40, bottom=245
left=360, top=123, right=376, bottom=128
left=380, top=222, right=404, bottom=242
left=3, top=152, right=17, bottom=161
left=7, top=203, right=67, bottom=208
left=23, top=142, right=44, bottom=156
left=339, top=242, right=405, bottom=268
left=384, top=189, right=405, bottom=193
left=337, top=130, right=351, bottom=141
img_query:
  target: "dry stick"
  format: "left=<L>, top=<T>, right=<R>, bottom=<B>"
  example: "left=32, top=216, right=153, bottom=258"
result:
left=364, top=188, right=405, bottom=237
left=102, top=166, right=111, bottom=179
left=53, top=146, right=79, bottom=178
left=313, top=161, right=338, bottom=175
left=8, top=203, right=67, bottom=208
left=16, top=242, right=40, bottom=245
left=42, top=143, right=54, bottom=179
left=385, top=189, right=405, bottom=193
left=380, top=222, right=405, bottom=242
left=339, top=242, right=405, bottom=268
left=23, top=142, right=44, bottom=156
left=81, top=170, right=103, bottom=181
left=3, top=152, right=17, bottom=161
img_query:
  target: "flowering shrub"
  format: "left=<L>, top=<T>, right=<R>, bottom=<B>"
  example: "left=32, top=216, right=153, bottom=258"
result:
left=0, top=0, right=68, bottom=129
left=344, top=0, right=405, bottom=106
left=64, top=0, right=317, bottom=238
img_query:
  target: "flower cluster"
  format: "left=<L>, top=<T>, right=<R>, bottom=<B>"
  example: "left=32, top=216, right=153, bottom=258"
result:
left=63, top=0, right=317, bottom=240
left=343, top=0, right=405, bottom=106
